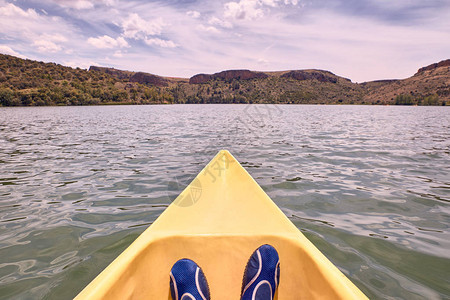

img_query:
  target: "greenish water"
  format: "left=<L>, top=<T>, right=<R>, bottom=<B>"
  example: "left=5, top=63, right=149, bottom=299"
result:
left=0, top=104, right=449, bottom=299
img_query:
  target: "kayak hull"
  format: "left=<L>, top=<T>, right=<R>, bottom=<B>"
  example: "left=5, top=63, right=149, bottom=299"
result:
left=75, top=150, right=367, bottom=299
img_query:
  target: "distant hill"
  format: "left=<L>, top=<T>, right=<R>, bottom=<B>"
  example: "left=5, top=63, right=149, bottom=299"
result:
left=171, top=68, right=363, bottom=104
left=361, top=60, right=449, bottom=105
left=0, top=54, right=448, bottom=106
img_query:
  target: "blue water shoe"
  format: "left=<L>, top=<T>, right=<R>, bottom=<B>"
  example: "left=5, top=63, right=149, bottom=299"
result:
left=241, top=244, right=280, bottom=300
left=170, top=259, right=210, bottom=300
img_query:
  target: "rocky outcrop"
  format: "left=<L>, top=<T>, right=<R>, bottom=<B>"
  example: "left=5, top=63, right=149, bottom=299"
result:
left=189, top=70, right=268, bottom=84
left=189, top=74, right=213, bottom=84
left=90, top=66, right=169, bottom=87
left=89, top=66, right=133, bottom=80
left=360, top=79, right=399, bottom=87
left=129, top=72, right=168, bottom=87
left=214, top=70, right=268, bottom=81
left=281, top=70, right=339, bottom=83
left=416, top=59, right=450, bottom=75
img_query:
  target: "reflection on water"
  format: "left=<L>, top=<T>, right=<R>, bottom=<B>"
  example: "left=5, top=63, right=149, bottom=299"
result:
left=0, top=105, right=449, bottom=299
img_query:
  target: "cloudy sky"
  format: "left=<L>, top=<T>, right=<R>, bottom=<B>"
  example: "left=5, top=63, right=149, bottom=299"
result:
left=0, top=0, right=449, bottom=82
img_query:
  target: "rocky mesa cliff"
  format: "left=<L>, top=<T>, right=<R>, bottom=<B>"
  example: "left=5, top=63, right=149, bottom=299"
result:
left=189, top=70, right=268, bottom=84
left=89, top=66, right=169, bottom=87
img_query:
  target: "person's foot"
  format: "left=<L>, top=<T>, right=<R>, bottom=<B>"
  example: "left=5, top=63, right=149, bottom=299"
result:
left=241, top=244, right=280, bottom=300
left=170, top=259, right=210, bottom=300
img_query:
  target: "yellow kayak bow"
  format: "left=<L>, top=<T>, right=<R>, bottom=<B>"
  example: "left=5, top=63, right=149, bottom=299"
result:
left=76, top=150, right=367, bottom=299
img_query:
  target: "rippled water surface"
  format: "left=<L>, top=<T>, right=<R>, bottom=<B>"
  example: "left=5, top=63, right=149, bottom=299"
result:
left=0, top=105, right=449, bottom=299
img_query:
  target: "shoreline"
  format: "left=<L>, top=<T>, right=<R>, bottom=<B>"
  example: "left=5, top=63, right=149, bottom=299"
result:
left=1, top=102, right=449, bottom=108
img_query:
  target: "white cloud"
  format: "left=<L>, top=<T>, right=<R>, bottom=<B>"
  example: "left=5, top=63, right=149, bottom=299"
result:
left=0, top=2, right=38, bottom=18
left=121, top=13, right=164, bottom=39
left=49, top=0, right=94, bottom=10
left=33, top=40, right=62, bottom=53
left=70, top=0, right=94, bottom=10
left=187, top=10, right=201, bottom=18
left=209, top=17, right=233, bottom=29
left=47, top=0, right=116, bottom=9
left=118, top=12, right=177, bottom=49
left=224, top=0, right=263, bottom=20
left=263, top=0, right=299, bottom=6
left=88, top=35, right=129, bottom=49
left=197, top=24, right=220, bottom=33
left=145, top=38, right=177, bottom=48
left=223, top=0, right=299, bottom=20
left=260, top=0, right=278, bottom=7
left=0, top=45, right=26, bottom=58
left=32, top=33, right=68, bottom=52
left=113, top=50, right=124, bottom=57
left=0, top=2, right=83, bottom=57
left=100, top=0, right=116, bottom=6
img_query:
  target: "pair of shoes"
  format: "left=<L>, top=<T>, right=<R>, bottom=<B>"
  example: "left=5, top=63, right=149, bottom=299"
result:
left=170, top=244, right=280, bottom=300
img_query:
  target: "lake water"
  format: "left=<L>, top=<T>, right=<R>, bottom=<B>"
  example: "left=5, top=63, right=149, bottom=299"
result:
left=0, top=104, right=449, bottom=299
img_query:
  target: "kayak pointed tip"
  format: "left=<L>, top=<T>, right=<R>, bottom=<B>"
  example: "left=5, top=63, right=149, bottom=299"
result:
left=218, top=149, right=231, bottom=155
left=212, top=149, right=239, bottom=167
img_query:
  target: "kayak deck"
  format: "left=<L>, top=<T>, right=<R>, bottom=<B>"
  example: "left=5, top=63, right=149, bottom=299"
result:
left=75, top=150, right=367, bottom=299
